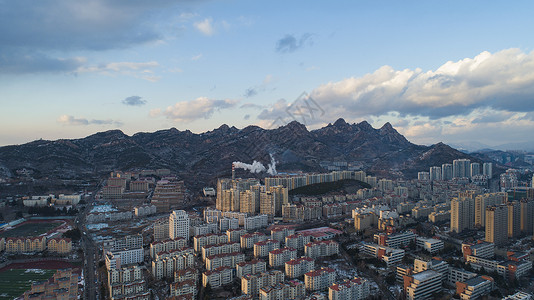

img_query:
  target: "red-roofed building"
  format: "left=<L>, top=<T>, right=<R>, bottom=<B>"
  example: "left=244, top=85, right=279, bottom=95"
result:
left=269, top=247, right=297, bottom=267
left=305, top=240, right=339, bottom=259
left=329, top=277, right=370, bottom=300
left=304, top=267, right=336, bottom=292
left=254, top=239, right=280, bottom=258
left=285, top=256, right=315, bottom=278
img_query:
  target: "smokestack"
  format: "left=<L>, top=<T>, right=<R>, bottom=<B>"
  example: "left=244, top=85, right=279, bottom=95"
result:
left=232, top=163, right=235, bottom=180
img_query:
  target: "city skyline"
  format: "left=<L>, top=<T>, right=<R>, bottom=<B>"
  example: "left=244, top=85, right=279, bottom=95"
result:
left=2, top=1, right=534, bottom=147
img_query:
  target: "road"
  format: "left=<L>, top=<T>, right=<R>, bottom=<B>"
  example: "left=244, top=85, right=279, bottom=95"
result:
left=77, top=181, right=104, bottom=300
left=339, top=245, right=396, bottom=300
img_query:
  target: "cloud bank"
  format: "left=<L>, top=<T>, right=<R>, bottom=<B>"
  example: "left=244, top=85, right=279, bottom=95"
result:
left=151, top=97, right=239, bottom=122
left=57, top=115, right=122, bottom=127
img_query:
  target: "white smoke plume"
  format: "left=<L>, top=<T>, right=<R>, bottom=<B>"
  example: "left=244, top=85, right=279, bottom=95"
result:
left=267, top=153, right=277, bottom=175
left=232, top=161, right=266, bottom=173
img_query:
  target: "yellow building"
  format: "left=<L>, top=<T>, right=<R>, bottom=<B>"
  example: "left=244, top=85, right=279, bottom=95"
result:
left=47, top=238, right=72, bottom=255
left=5, top=236, right=47, bottom=253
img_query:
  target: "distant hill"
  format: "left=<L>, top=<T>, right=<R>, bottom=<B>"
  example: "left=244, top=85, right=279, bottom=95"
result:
left=0, top=118, right=487, bottom=191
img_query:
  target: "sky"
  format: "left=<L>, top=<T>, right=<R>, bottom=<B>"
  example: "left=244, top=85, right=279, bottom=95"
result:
left=1, top=0, right=534, bottom=149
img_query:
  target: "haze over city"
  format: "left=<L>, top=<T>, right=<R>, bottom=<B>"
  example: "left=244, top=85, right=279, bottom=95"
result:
left=1, top=1, right=534, bottom=148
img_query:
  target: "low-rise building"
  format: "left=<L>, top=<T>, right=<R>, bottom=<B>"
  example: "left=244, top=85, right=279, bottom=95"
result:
left=361, top=243, right=404, bottom=267
left=448, top=267, right=477, bottom=287
left=415, top=237, right=444, bottom=254
left=23, top=269, right=79, bottom=300
left=47, top=238, right=72, bottom=255
left=455, top=275, right=494, bottom=300
left=403, top=270, right=442, bottom=300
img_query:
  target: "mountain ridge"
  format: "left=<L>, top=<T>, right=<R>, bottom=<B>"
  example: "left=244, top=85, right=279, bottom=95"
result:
left=0, top=119, right=484, bottom=190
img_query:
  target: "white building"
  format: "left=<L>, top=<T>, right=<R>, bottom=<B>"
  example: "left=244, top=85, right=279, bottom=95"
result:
left=169, top=210, right=190, bottom=240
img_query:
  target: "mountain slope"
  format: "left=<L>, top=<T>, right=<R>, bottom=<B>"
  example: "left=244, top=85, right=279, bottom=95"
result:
left=0, top=119, right=480, bottom=190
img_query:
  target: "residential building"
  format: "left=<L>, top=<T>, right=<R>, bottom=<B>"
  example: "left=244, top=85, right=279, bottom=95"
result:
left=451, top=193, right=476, bottom=233
left=485, top=205, right=508, bottom=246
left=242, top=270, right=285, bottom=297
left=202, top=266, right=234, bottom=288
left=237, top=259, right=267, bottom=278
left=304, top=267, right=336, bottom=292
left=361, top=243, right=404, bottom=267
left=254, top=239, right=280, bottom=258
left=150, top=237, right=187, bottom=258
left=286, top=256, right=315, bottom=278
left=285, top=233, right=312, bottom=251
left=269, top=247, right=297, bottom=268
left=193, top=233, right=227, bottom=253
left=329, top=277, right=370, bottom=300
left=23, top=269, right=79, bottom=300
left=305, top=240, right=339, bottom=259
left=169, top=210, right=190, bottom=240
left=227, top=228, right=247, bottom=243
left=241, top=232, right=267, bottom=249
left=455, top=275, right=493, bottom=300
left=205, top=252, right=245, bottom=270
left=415, top=237, right=444, bottom=254
left=404, top=269, right=442, bottom=300
left=47, top=238, right=72, bottom=254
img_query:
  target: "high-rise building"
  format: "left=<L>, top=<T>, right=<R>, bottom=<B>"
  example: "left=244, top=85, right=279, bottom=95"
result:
left=520, top=199, right=534, bottom=235
left=239, top=190, right=257, bottom=214
left=216, top=178, right=260, bottom=212
left=260, top=191, right=274, bottom=216
left=483, top=163, right=493, bottom=179
left=451, top=194, right=476, bottom=233
left=269, top=185, right=288, bottom=217
left=442, top=164, right=453, bottom=181
left=169, top=210, right=190, bottom=240
left=453, top=159, right=471, bottom=179
left=507, top=201, right=521, bottom=238
left=485, top=205, right=508, bottom=246
left=470, top=163, right=481, bottom=179
left=429, top=167, right=442, bottom=181
left=474, top=192, right=507, bottom=227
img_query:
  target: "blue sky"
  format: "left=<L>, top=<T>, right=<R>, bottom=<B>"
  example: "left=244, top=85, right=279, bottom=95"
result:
left=1, top=0, right=534, bottom=148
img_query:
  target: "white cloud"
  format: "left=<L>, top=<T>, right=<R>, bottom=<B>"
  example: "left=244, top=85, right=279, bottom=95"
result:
left=194, top=18, right=214, bottom=36
left=310, top=48, right=534, bottom=119
left=77, top=61, right=160, bottom=81
left=153, top=97, right=239, bottom=123
left=57, top=115, right=122, bottom=126
left=191, top=54, right=203, bottom=61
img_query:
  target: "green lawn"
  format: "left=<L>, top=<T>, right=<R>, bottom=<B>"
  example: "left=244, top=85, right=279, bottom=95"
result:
left=0, top=269, right=56, bottom=299
left=0, top=222, right=62, bottom=238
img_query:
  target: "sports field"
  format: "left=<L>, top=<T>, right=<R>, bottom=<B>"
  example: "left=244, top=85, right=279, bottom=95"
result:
left=0, top=269, right=56, bottom=299
left=0, top=221, right=62, bottom=238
